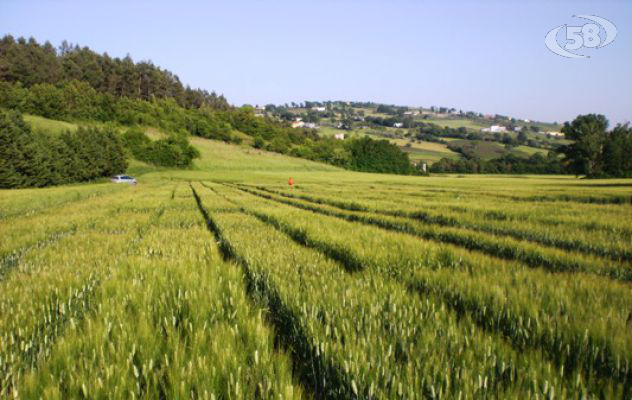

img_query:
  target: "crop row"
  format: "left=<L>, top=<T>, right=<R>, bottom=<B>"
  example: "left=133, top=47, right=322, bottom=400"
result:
left=0, top=226, right=77, bottom=282
left=334, top=183, right=632, bottom=205
left=195, top=183, right=601, bottom=399
left=233, top=185, right=632, bottom=282
left=18, top=186, right=302, bottom=399
left=288, top=183, right=632, bottom=239
left=0, top=185, right=169, bottom=396
left=217, top=184, right=632, bottom=396
left=0, top=184, right=146, bottom=264
left=0, top=182, right=127, bottom=221
left=252, top=185, right=632, bottom=262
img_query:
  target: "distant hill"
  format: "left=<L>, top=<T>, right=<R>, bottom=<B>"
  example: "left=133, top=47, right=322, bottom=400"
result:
left=263, top=101, right=566, bottom=166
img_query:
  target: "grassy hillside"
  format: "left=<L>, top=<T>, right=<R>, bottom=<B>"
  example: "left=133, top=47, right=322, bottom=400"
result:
left=422, top=117, right=488, bottom=130
left=391, top=138, right=460, bottom=163
left=23, top=114, right=78, bottom=134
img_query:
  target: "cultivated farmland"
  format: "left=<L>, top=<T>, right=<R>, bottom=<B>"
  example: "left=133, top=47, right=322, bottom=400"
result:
left=1, top=138, right=631, bottom=399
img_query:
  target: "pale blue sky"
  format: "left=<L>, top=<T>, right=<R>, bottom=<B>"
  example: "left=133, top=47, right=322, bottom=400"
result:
left=1, top=0, right=630, bottom=124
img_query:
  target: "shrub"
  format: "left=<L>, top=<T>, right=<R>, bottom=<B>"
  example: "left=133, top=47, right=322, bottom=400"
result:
left=122, top=128, right=199, bottom=168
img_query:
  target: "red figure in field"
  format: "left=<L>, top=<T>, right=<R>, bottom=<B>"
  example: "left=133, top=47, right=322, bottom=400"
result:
left=288, top=177, right=294, bottom=188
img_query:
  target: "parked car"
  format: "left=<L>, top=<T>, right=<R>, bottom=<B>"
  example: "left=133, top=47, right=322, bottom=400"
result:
left=111, top=175, right=137, bottom=184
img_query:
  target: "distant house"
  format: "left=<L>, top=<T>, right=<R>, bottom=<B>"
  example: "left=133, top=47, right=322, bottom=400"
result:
left=311, top=106, right=326, bottom=112
left=546, top=131, right=565, bottom=137
left=291, top=121, right=305, bottom=128
left=481, top=125, right=506, bottom=133
left=393, top=122, right=404, bottom=128
left=303, top=122, right=317, bottom=129
left=334, top=133, right=345, bottom=140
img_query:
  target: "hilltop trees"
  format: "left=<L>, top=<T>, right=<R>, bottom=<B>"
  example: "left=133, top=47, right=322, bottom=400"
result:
left=0, top=35, right=229, bottom=110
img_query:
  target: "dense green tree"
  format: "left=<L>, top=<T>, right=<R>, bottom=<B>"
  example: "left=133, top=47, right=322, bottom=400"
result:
left=602, top=124, right=632, bottom=177
left=0, top=110, right=31, bottom=187
left=121, top=127, right=199, bottom=168
left=253, top=135, right=265, bottom=149
left=346, top=137, right=411, bottom=174
left=0, top=110, right=128, bottom=188
left=26, top=83, right=65, bottom=119
left=559, top=114, right=608, bottom=176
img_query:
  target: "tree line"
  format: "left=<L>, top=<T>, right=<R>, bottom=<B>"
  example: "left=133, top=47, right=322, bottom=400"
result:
left=0, top=110, right=127, bottom=188
left=0, top=35, right=229, bottom=109
left=430, top=153, right=564, bottom=174
left=0, top=79, right=242, bottom=142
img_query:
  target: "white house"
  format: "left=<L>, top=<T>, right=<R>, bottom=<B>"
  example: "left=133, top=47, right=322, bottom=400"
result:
left=303, top=122, right=317, bottom=129
left=311, top=106, right=326, bottom=112
left=393, top=122, right=404, bottom=128
left=291, top=121, right=305, bottom=128
left=481, top=125, right=507, bottom=133
left=334, top=133, right=345, bottom=140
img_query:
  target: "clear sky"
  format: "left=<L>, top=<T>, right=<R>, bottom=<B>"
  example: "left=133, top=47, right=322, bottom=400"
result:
left=1, top=0, right=630, bottom=124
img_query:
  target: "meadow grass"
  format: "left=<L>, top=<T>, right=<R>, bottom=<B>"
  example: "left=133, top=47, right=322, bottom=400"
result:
left=23, top=114, right=78, bottom=134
